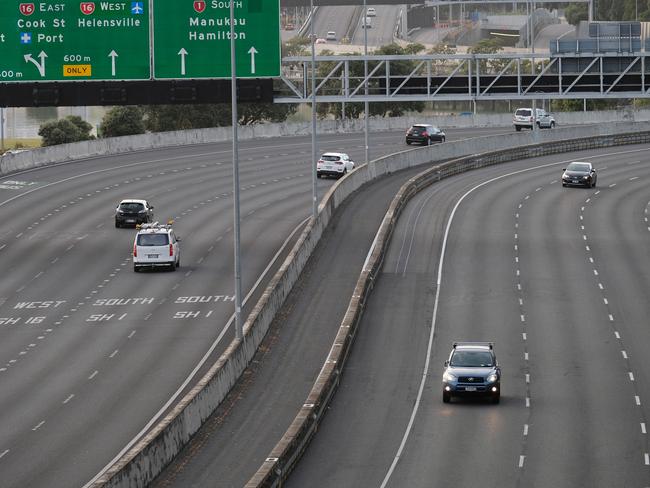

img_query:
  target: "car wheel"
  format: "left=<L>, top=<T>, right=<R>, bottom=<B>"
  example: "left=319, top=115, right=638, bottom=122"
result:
left=443, top=391, right=451, bottom=403
left=115, top=221, right=120, bottom=228
left=169, top=262, right=176, bottom=271
left=550, top=121, right=555, bottom=129
left=492, top=393, right=500, bottom=404
left=562, top=183, right=567, bottom=187
left=515, top=126, right=522, bottom=132
left=134, top=266, right=139, bottom=273
left=426, top=138, right=431, bottom=146
left=406, top=140, right=411, bottom=145
left=176, top=259, right=180, bottom=268
left=441, top=136, right=446, bottom=143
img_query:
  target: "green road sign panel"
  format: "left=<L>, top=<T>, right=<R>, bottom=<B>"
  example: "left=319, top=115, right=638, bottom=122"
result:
left=153, top=0, right=280, bottom=79
left=0, top=1, right=150, bottom=82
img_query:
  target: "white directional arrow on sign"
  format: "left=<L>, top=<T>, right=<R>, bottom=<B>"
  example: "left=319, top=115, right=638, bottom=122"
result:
left=178, top=48, right=188, bottom=76
left=108, top=50, right=118, bottom=76
left=24, top=51, right=47, bottom=77
left=248, top=47, right=258, bottom=74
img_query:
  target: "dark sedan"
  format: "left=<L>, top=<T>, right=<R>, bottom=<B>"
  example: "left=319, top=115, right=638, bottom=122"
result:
left=562, top=161, right=597, bottom=188
left=405, top=124, right=446, bottom=145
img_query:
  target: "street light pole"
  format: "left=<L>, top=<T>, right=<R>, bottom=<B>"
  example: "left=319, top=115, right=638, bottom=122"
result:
left=363, top=0, right=369, bottom=175
left=230, top=0, right=243, bottom=340
left=310, top=0, right=318, bottom=219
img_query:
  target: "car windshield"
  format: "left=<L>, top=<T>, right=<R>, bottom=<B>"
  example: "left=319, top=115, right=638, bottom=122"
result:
left=411, top=126, right=429, bottom=133
left=566, top=163, right=590, bottom=172
left=450, top=350, right=493, bottom=367
left=137, top=234, right=169, bottom=246
left=321, top=155, right=341, bottom=161
left=516, top=109, right=531, bottom=116
left=120, top=202, right=144, bottom=212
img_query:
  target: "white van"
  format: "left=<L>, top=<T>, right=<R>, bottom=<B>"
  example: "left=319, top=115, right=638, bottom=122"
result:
left=362, top=16, right=372, bottom=28
left=133, top=222, right=181, bottom=272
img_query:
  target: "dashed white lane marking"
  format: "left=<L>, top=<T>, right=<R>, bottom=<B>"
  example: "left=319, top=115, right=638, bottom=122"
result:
left=128, top=330, right=136, bottom=339
left=0, top=244, right=5, bottom=251
left=523, top=424, right=529, bottom=436
left=0, top=449, right=8, bottom=459
left=645, top=453, right=650, bottom=465
left=88, top=371, right=98, bottom=380
left=609, top=314, right=614, bottom=321
left=519, top=455, right=525, bottom=468
left=522, top=332, right=527, bottom=340
left=526, top=397, right=530, bottom=408
left=598, top=283, right=604, bottom=290
left=63, top=394, right=75, bottom=404
left=109, top=350, right=119, bottom=359
left=524, top=352, right=529, bottom=360
left=636, top=396, right=642, bottom=406
left=630, top=176, right=639, bottom=181
left=603, top=297, right=608, bottom=304
left=15, top=233, right=22, bottom=239
left=629, top=372, right=635, bottom=381
left=622, top=351, right=628, bottom=359
left=32, top=421, right=45, bottom=431
left=642, top=423, right=647, bottom=434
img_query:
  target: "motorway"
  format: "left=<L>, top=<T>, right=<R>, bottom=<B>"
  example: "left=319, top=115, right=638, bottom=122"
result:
left=287, top=143, right=650, bottom=487
left=313, top=5, right=401, bottom=46
left=0, top=126, right=507, bottom=487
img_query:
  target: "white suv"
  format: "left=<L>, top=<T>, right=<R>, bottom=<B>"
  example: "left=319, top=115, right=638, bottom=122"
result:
left=317, top=152, right=355, bottom=178
left=513, top=108, right=555, bottom=131
left=133, top=222, right=181, bottom=272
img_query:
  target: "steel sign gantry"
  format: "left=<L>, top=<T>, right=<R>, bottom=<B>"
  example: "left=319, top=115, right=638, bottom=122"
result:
left=276, top=52, right=650, bottom=103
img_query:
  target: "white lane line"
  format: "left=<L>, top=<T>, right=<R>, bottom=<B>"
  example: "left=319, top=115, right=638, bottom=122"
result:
left=609, top=314, right=614, bottom=321
left=0, top=450, right=8, bottom=459
left=524, top=352, right=529, bottom=361
left=525, top=374, right=530, bottom=383
left=526, top=397, right=531, bottom=408
left=645, top=453, right=650, bottom=465
left=622, top=351, right=628, bottom=359
left=34, top=271, right=44, bottom=279
left=589, top=257, right=594, bottom=263
left=615, top=331, right=621, bottom=339
left=519, top=455, right=525, bottom=468
left=63, top=394, right=75, bottom=404
left=523, top=424, right=529, bottom=436
left=15, top=233, right=23, bottom=239
left=598, top=283, right=604, bottom=290
left=0, top=244, right=5, bottom=251
left=32, top=421, right=45, bottom=431
left=629, top=372, right=635, bottom=381
left=128, top=330, right=136, bottom=339
left=630, top=176, right=639, bottom=181
left=636, top=396, right=642, bottom=406
left=109, top=350, right=119, bottom=359
left=642, top=423, right=647, bottom=434
left=520, top=314, right=525, bottom=322
left=603, top=297, right=608, bottom=304
left=522, top=333, right=527, bottom=341
left=88, top=370, right=98, bottom=380
left=586, top=245, right=590, bottom=251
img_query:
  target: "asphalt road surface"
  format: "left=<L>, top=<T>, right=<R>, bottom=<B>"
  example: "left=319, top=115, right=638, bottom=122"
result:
left=287, top=143, right=650, bottom=487
left=0, top=126, right=510, bottom=488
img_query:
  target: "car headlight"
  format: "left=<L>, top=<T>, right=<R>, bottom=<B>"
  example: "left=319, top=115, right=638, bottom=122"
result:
left=583, top=176, right=589, bottom=180
left=487, top=373, right=498, bottom=383
left=443, top=371, right=457, bottom=382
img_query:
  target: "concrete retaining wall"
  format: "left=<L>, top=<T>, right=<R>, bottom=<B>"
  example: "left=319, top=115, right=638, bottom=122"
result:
left=4, top=110, right=650, bottom=178
left=66, top=122, right=650, bottom=486
left=246, top=127, right=650, bottom=487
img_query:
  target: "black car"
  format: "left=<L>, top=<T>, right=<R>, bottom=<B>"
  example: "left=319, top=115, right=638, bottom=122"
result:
left=115, top=199, right=154, bottom=228
left=405, top=124, right=446, bottom=145
left=562, top=161, right=597, bottom=188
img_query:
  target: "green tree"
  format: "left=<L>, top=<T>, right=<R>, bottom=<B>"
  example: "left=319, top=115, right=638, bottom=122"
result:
left=99, top=106, right=146, bottom=137
left=38, top=115, right=94, bottom=146
left=565, top=3, right=588, bottom=25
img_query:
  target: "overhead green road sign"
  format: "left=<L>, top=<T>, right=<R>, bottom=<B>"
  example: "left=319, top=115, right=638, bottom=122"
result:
left=153, top=0, right=280, bottom=79
left=0, top=0, right=150, bottom=82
